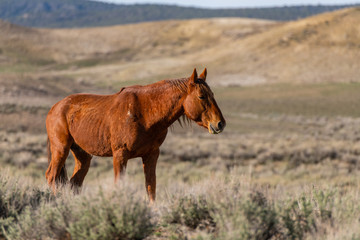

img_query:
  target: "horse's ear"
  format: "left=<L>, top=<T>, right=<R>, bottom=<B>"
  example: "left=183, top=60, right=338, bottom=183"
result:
left=189, top=68, right=198, bottom=86
left=199, top=68, right=207, bottom=81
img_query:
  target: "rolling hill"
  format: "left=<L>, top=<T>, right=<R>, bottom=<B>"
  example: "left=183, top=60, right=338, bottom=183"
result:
left=208, top=7, right=360, bottom=85
left=0, top=0, right=357, bottom=28
left=0, top=7, right=360, bottom=95
left=0, top=17, right=277, bottom=79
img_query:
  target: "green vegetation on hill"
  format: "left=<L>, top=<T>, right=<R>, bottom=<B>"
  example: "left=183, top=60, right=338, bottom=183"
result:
left=0, top=0, right=357, bottom=28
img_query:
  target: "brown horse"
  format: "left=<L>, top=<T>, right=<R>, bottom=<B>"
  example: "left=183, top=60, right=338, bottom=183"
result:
left=45, top=68, right=225, bottom=201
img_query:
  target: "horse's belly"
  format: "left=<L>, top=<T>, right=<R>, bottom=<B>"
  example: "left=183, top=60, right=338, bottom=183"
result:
left=72, top=132, right=113, bottom=156
left=69, top=120, right=113, bottom=157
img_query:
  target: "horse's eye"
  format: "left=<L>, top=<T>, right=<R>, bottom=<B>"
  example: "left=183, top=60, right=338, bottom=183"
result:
left=199, top=96, right=205, bottom=100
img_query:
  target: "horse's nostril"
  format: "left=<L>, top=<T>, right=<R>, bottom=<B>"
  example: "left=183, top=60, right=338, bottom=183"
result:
left=218, top=121, right=224, bottom=130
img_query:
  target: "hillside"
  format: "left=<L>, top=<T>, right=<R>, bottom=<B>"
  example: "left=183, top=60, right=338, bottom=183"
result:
left=1, top=7, right=360, bottom=89
left=0, top=0, right=357, bottom=28
left=0, top=17, right=277, bottom=81
left=212, top=7, right=360, bottom=84
left=1, top=7, right=360, bottom=91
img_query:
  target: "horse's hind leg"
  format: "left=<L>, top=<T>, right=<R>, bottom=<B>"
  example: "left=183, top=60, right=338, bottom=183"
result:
left=45, top=137, right=72, bottom=191
left=70, top=143, right=92, bottom=193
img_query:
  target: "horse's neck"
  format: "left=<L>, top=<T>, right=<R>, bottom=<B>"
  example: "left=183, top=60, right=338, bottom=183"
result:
left=142, top=82, right=186, bottom=130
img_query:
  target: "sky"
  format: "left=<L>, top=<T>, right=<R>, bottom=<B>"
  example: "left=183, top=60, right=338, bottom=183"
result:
left=95, top=0, right=359, bottom=8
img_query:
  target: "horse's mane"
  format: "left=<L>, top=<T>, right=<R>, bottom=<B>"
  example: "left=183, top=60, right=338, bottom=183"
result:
left=166, top=78, right=189, bottom=93
left=166, top=78, right=192, bottom=128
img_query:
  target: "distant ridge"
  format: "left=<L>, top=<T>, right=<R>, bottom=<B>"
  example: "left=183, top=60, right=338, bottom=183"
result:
left=0, top=0, right=358, bottom=28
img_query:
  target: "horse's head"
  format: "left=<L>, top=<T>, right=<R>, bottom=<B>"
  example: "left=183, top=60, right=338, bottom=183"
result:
left=183, top=68, right=226, bottom=134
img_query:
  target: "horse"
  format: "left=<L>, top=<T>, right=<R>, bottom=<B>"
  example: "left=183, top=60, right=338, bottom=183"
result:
left=45, top=68, right=226, bottom=201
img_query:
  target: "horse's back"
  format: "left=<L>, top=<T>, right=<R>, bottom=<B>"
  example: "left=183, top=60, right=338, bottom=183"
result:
left=47, top=93, right=115, bottom=125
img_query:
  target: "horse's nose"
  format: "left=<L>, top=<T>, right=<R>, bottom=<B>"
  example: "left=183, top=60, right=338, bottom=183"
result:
left=217, top=121, right=226, bottom=132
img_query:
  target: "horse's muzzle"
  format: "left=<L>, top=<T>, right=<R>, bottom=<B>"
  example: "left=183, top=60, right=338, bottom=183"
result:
left=209, top=121, right=226, bottom=134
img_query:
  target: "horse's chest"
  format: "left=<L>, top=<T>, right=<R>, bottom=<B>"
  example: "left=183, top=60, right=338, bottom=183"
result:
left=134, top=133, right=166, bottom=157
left=112, top=125, right=167, bottom=157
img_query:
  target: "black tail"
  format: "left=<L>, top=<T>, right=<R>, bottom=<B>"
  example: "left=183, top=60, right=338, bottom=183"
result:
left=47, top=137, right=68, bottom=184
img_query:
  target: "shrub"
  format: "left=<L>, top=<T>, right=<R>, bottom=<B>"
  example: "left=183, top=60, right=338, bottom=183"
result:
left=6, top=188, right=155, bottom=240
left=215, top=191, right=281, bottom=240
left=68, top=190, right=154, bottom=240
left=0, top=175, right=53, bottom=237
left=281, top=190, right=334, bottom=239
left=243, top=191, right=281, bottom=239
left=312, top=190, right=334, bottom=222
left=282, top=196, right=316, bottom=240
left=164, top=195, right=215, bottom=231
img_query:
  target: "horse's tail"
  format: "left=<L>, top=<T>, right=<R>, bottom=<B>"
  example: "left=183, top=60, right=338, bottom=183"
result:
left=47, top=137, right=68, bottom=184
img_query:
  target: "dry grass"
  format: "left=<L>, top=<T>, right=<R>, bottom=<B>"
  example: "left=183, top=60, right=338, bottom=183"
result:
left=2, top=109, right=360, bottom=186
left=1, top=96, right=360, bottom=239
left=2, top=80, right=360, bottom=238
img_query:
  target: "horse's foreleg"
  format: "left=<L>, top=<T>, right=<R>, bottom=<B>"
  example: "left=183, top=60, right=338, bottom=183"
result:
left=142, top=149, right=159, bottom=202
left=113, top=149, right=129, bottom=182
left=70, top=144, right=92, bottom=193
